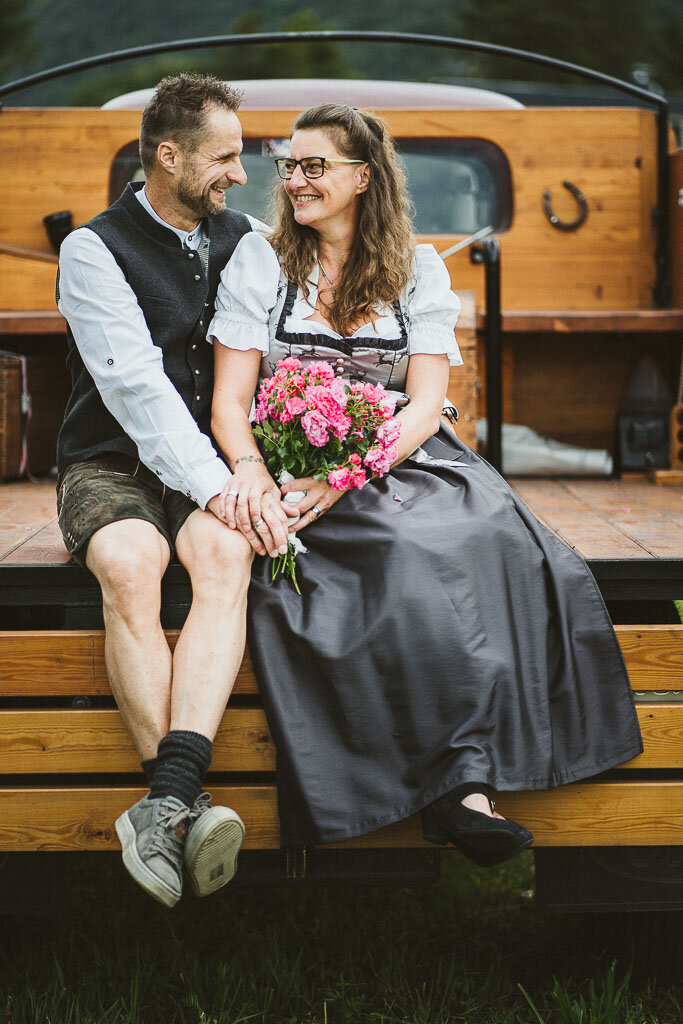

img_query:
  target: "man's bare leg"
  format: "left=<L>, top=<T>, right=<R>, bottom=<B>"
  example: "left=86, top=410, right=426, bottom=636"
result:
left=86, top=518, right=172, bottom=760
left=171, top=508, right=253, bottom=739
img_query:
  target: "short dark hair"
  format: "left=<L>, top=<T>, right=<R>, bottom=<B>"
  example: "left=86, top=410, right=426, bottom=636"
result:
left=139, top=73, right=243, bottom=173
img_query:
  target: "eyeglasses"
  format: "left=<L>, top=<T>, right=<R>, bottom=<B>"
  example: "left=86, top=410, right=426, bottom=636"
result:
left=274, top=157, right=365, bottom=180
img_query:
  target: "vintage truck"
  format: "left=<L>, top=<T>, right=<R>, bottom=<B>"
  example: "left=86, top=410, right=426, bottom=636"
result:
left=0, top=34, right=681, bottom=933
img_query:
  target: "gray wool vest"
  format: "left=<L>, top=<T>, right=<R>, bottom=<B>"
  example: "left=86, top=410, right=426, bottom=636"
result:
left=56, top=182, right=251, bottom=472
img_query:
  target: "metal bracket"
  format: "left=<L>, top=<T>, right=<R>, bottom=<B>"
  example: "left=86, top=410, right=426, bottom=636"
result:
left=542, top=180, right=588, bottom=232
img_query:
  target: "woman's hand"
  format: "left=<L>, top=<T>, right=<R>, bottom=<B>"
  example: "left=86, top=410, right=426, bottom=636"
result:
left=219, top=463, right=290, bottom=558
left=280, top=476, right=346, bottom=532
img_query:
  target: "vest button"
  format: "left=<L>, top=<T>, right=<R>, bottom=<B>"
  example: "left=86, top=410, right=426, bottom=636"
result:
left=188, top=252, right=195, bottom=259
left=192, top=344, right=197, bottom=350
left=195, top=369, right=200, bottom=375
left=194, top=274, right=201, bottom=281
left=196, top=395, right=201, bottom=401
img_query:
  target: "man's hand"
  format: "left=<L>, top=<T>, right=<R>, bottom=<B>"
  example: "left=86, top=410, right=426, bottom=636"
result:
left=216, top=465, right=290, bottom=558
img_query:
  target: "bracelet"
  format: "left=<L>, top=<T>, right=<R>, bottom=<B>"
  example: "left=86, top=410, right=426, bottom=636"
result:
left=235, top=455, right=265, bottom=467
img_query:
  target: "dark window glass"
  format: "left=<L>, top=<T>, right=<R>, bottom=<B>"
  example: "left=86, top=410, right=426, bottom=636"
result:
left=109, top=137, right=512, bottom=234
left=398, top=139, right=512, bottom=235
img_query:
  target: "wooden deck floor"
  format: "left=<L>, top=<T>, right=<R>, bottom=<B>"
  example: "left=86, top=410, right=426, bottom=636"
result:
left=1, top=477, right=682, bottom=565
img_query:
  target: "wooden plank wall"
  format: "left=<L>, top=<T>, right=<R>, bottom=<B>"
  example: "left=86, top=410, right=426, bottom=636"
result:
left=0, top=107, right=661, bottom=312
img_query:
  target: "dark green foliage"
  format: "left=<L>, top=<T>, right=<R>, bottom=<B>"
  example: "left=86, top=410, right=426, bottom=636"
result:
left=454, top=0, right=683, bottom=90
left=0, top=0, right=34, bottom=77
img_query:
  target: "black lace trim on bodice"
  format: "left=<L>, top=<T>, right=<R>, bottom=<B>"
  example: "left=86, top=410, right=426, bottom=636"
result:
left=275, top=281, right=408, bottom=355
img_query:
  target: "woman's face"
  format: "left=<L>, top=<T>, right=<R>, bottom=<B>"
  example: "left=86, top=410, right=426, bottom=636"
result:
left=285, top=128, right=369, bottom=234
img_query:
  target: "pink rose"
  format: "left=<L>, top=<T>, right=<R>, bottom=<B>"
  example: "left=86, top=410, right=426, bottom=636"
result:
left=351, top=469, right=368, bottom=489
left=362, top=383, right=378, bottom=402
left=332, top=414, right=352, bottom=440
left=301, top=410, right=330, bottom=447
left=305, top=360, right=335, bottom=383
left=349, top=453, right=362, bottom=465
left=376, top=418, right=401, bottom=445
left=328, top=466, right=352, bottom=490
left=329, top=380, right=349, bottom=406
left=278, top=357, right=302, bottom=371
left=363, top=447, right=393, bottom=476
left=307, top=386, right=344, bottom=421
left=285, top=396, right=307, bottom=417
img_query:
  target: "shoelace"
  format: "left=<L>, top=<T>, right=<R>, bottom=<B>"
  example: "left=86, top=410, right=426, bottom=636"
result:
left=148, top=799, right=191, bottom=866
left=189, top=791, right=212, bottom=824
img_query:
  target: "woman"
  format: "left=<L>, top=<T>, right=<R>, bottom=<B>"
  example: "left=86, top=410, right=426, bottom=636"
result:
left=209, top=104, right=642, bottom=866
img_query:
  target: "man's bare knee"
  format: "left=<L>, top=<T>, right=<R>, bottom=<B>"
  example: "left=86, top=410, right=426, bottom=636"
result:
left=87, top=519, right=170, bottom=612
left=177, top=513, right=252, bottom=592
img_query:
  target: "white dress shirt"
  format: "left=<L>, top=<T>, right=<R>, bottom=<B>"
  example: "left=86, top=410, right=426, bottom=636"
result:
left=57, top=187, right=266, bottom=509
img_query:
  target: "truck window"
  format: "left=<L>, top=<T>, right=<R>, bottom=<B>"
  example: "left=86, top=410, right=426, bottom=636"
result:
left=109, top=136, right=512, bottom=234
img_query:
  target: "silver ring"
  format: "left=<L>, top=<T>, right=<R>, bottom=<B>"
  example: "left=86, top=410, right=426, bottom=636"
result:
left=310, top=505, right=322, bottom=518
left=227, top=490, right=239, bottom=497
left=253, top=517, right=266, bottom=529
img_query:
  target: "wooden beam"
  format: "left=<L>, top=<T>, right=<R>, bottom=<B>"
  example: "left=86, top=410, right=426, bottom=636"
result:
left=0, top=311, right=65, bottom=335
left=477, top=309, right=683, bottom=333
left=0, top=782, right=682, bottom=851
left=1, top=625, right=680, bottom=696
left=0, top=708, right=275, bottom=773
left=0, top=630, right=258, bottom=695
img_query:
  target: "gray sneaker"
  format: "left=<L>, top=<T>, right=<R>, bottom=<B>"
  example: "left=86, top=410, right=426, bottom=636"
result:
left=115, top=794, right=190, bottom=907
left=184, top=792, right=245, bottom=897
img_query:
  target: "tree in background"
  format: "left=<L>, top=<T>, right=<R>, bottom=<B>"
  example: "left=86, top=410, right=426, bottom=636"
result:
left=205, top=10, right=356, bottom=81
left=69, top=10, right=355, bottom=107
left=0, top=0, right=34, bottom=79
left=455, top=0, right=682, bottom=91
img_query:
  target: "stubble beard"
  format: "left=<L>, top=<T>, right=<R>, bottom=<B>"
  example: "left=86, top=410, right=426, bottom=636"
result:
left=176, top=172, right=226, bottom=220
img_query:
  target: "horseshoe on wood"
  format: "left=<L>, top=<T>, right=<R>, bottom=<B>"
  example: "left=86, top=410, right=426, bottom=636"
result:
left=542, top=180, right=588, bottom=232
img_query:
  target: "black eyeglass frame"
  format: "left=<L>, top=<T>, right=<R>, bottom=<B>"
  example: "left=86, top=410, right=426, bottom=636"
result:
left=274, top=156, right=365, bottom=180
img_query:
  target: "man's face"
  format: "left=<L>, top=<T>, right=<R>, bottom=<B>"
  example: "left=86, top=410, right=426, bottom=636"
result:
left=174, top=105, right=247, bottom=219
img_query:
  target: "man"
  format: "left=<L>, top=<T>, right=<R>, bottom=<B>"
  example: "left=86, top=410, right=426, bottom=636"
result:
left=56, top=73, right=288, bottom=907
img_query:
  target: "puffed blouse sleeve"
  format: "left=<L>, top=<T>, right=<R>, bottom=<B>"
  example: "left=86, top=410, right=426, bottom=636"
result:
left=208, top=231, right=281, bottom=353
left=404, top=243, right=463, bottom=366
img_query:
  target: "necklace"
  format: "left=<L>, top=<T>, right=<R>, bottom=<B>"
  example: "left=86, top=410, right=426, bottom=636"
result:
left=317, top=258, right=337, bottom=289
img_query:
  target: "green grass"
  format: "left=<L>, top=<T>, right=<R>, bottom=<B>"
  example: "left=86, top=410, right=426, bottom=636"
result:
left=0, top=852, right=680, bottom=1024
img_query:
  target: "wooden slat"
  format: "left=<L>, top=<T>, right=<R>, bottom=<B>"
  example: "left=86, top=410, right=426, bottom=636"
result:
left=617, top=625, right=683, bottom=690
left=0, top=311, right=65, bottom=334
left=0, top=625, right=681, bottom=696
left=1, top=782, right=682, bottom=851
left=0, top=701, right=677, bottom=774
left=0, top=708, right=274, bottom=773
left=627, top=704, right=683, bottom=767
left=0, top=631, right=259, bottom=695
left=493, top=783, right=683, bottom=848
left=479, top=309, right=683, bottom=333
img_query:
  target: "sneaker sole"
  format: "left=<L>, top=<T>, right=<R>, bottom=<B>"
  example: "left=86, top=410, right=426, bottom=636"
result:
left=115, top=810, right=182, bottom=908
left=184, top=807, right=245, bottom=897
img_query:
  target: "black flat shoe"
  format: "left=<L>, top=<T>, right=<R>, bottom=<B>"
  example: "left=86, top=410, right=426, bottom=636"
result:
left=421, top=782, right=534, bottom=867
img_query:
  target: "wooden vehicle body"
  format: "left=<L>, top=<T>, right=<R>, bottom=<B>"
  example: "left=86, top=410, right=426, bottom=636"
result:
left=0, top=69, right=682, bottom=904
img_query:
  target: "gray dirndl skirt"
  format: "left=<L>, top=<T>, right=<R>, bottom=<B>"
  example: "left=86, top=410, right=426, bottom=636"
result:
left=246, top=427, right=643, bottom=846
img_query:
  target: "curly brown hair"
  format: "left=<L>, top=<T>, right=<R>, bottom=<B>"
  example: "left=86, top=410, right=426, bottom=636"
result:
left=269, top=104, right=415, bottom=336
left=139, top=73, right=243, bottom=174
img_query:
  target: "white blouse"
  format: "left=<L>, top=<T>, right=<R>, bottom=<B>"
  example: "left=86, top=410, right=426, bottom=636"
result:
left=208, top=231, right=463, bottom=366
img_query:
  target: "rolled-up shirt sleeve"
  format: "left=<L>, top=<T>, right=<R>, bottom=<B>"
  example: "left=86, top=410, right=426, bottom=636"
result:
left=208, top=232, right=281, bottom=353
left=406, top=244, right=463, bottom=366
left=57, top=227, right=230, bottom=509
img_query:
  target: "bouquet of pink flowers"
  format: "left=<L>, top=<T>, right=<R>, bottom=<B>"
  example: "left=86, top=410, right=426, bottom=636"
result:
left=252, top=357, right=401, bottom=590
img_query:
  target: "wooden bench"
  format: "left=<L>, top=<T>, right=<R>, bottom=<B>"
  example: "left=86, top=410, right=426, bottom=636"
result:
left=0, top=624, right=682, bottom=854
left=1, top=474, right=682, bottom=899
